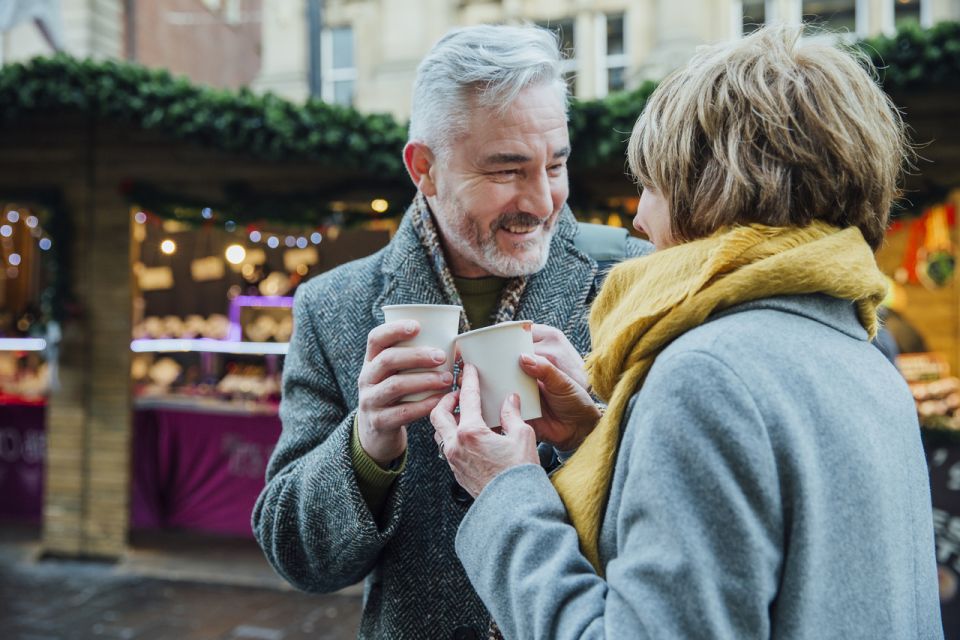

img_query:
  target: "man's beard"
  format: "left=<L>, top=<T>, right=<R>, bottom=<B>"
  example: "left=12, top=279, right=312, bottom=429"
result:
left=434, top=194, right=557, bottom=278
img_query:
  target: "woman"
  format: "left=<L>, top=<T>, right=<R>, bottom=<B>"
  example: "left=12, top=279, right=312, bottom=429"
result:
left=430, top=25, right=942, bottom=639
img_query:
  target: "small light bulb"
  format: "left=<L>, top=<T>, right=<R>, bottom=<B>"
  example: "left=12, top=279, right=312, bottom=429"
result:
left=38, top=238, right=52, bottom=251
left=0, top=225, right=11, bottom=237
left=8, top=253, right=21, bottom=266
left=267, top=236, right=280, bottom=249
left=249, top=230, right=261, bottom=243
left=310, top=232, right=323, bottom=244
left=371, top=199, right=389, bottom=213
left=225, top=244, right=246, bottom=265
left=285, top=236, right=296, bottom=248
left=134, top=211, right=147, bottom=224
left=201, top=207, right=213, bottom=220
left=161, top=239, right=177, bottom=255
left=7, top=211, right=19, bottom=223
left=25, top=215, right=38, bottom=228
left=296, top=237, right=308, bottom=249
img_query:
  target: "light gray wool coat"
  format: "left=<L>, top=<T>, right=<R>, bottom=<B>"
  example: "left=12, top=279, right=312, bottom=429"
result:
left=457, top=294, right=943, bottom=640
left=252, top=207, right=650, bottom=640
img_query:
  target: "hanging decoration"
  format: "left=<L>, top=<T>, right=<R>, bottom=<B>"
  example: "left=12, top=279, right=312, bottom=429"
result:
left=917, top=204, right=957, bottom=290
left=895, top=203, right=958, bottom=290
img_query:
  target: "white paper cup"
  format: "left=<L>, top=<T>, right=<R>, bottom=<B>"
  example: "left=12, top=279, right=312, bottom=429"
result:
left=382, top=304, right=462, bottom=402
left=455, top=320, right=542, bottom=428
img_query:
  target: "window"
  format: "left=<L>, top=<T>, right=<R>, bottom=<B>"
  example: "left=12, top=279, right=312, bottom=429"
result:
left=894, top=0, right=931, bottom=28
left=321, top=26, right=356, bottom=107
left=740, top=0, right=927, bottom=39
left=895, top=0, right=921, bottom=25
left=741, top=0, right=768, bottom=34
left=604, top=13, right=627, bottom=94
left=801, top=0, right=858, bottom=34
left=537, top=18, right=577, bottom=92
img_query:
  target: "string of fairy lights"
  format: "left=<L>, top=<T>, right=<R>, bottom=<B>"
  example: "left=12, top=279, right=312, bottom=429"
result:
left=134, top=198, right=395, bottom=271
left=0, top=207, right=54, bottom=280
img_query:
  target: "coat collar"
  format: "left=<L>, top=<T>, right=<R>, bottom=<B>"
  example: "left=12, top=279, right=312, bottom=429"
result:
left=372, top=205, right=596, bottom=329
left=711, top=294, right=869, bottom=341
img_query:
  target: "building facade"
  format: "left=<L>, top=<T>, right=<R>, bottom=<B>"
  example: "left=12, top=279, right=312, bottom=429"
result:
left=0, top=0, right=262, bottom=90
left=255, top=0, right=960, bottom=120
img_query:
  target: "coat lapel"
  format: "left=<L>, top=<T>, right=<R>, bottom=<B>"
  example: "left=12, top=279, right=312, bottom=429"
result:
left=517, top=208, right=597, bottom=332
left=372, top=214, right=452, bottom=324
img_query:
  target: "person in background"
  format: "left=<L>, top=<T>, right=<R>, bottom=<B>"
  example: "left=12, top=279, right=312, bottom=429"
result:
left=252, top=23, right=650, bottom=640
left=432, top=25, right=943, bottom=639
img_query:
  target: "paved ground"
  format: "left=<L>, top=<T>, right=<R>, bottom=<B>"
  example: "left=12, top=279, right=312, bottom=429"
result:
left=0, top=526, right=363, bottom=640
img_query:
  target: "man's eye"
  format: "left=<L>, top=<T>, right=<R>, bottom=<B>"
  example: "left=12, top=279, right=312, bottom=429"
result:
left=548, top=164, right=566, bottom=174
left=494, top=169, right=519, bottom=177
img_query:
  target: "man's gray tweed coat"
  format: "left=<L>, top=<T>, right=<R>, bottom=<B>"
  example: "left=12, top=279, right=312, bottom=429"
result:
left=252, top=207, right=651, bottom=639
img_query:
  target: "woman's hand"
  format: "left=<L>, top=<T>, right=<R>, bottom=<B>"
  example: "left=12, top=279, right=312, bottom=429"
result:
left=430, top=364, right=539, bottom=498
left=531, top=324, right=588, bottom=391
left=519, top=353, right=601, bottom=452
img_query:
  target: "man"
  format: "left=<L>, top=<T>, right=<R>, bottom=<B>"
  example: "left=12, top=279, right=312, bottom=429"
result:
left=252, top=24, right=651, bottom=639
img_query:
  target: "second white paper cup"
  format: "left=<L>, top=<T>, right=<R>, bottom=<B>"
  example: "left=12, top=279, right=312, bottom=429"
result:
left=455, top=320, right=542, bottom=428
left=382, top=304, right=462, bottom=402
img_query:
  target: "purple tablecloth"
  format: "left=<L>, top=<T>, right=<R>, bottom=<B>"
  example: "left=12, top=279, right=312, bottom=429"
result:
left=0, top=403, right=45, bottom=522
left=131, top=407, right=281, bottom=537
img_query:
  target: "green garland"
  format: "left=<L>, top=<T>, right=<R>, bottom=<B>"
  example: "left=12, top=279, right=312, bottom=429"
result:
left=858, top=20, right=960, bottom=93
left=0, top=54, right=409, bottom=176
left=1, top=21, right=956, bottom=194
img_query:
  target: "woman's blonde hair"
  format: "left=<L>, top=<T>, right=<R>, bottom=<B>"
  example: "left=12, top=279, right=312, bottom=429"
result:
left=628, top=25, right=910, bottom=250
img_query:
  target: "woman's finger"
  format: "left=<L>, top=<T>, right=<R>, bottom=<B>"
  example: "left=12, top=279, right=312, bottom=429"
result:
left=458, top=363, right=484, bottom=422
left=520, top=353, right=575, bottom=393
left=499, top=393, right=527, bottom=435
left=430, top=390, right=460, bottom=443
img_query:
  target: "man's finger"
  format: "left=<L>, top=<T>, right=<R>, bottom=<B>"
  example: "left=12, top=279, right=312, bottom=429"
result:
left=365, top=321, right=419, bottom=361
left=373, top=393, right=444, bottom=431
left=531, top=323, right=561, bottom=343
left=458, top=363, right=484, bottom=423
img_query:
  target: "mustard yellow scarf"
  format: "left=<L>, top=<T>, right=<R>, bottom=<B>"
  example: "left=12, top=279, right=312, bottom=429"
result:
left=550, top=222, right=888, bottom=573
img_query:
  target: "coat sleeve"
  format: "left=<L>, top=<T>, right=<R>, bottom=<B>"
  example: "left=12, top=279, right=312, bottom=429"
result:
left=252, top=284, right=404, bottom=593
left=455, top=350, right=783, bottom=639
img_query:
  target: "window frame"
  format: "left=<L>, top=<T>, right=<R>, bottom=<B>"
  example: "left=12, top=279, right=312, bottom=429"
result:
left=320, top=25, right=357, bottom=107
left=595, top=12, right=628, bottom=98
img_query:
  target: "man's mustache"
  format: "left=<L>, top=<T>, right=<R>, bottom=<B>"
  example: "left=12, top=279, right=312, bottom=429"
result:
left=493, top=212, right=548, bottom=231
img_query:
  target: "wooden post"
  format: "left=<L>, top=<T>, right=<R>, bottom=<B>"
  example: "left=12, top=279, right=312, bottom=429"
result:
left=41, top=122, right=132, bottom=559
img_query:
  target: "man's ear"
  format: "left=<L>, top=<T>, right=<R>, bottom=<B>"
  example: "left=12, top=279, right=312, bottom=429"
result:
left=403, top=141, right=438, bottom=197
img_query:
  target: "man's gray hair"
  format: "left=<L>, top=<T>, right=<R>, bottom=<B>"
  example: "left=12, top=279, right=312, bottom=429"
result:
left=408, top=24, right=568, bottom=157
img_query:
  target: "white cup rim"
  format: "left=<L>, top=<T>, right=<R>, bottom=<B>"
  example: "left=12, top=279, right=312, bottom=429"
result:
left=382, top=304, right=463, bottom=312
left=455, top=320, right=533, bottom=343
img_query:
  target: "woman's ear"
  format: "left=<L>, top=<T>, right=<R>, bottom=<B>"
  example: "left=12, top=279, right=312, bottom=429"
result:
left=403, top=141, right=438, bottom=196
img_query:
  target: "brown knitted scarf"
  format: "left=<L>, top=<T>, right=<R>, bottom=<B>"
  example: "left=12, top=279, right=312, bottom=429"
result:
left=409, top=192, right=527, bottom=331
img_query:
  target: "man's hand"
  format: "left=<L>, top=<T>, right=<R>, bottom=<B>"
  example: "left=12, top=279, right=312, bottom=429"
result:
left=357, top=321, right=453, bottom=466
left=519, top=353, right=600, bottom=451
left=531, top=324, right=588, bottom=391
left=430, top=364, right=539, bottom=498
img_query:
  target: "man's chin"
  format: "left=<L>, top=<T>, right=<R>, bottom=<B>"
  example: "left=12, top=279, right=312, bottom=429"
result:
left=482, top=247, right=550, bottom=277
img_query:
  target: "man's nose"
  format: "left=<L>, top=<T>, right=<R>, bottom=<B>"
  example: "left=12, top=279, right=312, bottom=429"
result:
left=518, top=170, right=553, bottom=219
